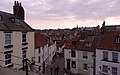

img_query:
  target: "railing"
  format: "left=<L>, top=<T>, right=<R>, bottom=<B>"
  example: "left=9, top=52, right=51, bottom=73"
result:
left=27, top=59, right=41, bottom=75
left=0, top=51, right=42, bottom=75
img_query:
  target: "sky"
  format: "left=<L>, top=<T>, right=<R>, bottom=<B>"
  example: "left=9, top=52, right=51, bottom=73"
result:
left=0, top=0, right=120, bottom=29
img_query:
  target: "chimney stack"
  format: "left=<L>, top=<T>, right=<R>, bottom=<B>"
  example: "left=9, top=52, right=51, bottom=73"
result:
left=101, top=21, right=106, bottom=35
left=13, top=1, right=25, bottom=20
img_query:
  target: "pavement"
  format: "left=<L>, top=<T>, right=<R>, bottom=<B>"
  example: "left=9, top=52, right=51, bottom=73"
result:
left=45, top=56, right=65, bottom=75
left=0, top=66, right=48, bottom=75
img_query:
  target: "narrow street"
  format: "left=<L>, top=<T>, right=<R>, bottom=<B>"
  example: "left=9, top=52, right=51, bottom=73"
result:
left=45, top=56, right=65, bottom=75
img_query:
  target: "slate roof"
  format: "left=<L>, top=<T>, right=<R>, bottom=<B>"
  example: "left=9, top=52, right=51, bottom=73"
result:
left=0, top=11, right=33, bottom=32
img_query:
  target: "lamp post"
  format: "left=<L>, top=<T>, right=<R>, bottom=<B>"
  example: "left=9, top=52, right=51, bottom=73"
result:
left=92, top=52, right=96, bottom=75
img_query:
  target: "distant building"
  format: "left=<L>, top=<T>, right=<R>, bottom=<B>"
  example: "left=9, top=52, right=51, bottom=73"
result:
left=0, top=1, right=34, bottom=69
left=105, top=25, right=120, bottom=31
left=101, top=21, right=120, bottom=32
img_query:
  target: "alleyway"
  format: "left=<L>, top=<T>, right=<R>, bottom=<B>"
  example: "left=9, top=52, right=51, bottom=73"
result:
left=45, top=56, right=65, bottom=75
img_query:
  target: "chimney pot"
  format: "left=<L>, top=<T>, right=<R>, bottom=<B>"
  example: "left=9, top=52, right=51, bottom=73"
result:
left=19, top=2, right=21, bottom=6
left=17, top=1, right=19, bottom=5
left=15, top=1, right=17, bottom=5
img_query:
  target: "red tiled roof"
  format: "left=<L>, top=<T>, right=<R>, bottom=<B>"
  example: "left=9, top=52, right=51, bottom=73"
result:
left=85, top=36, right=94, bottom=42
left=35, top=33, right=55, bottom=49
left=78, top=36, right=100, bottom=52
left=35, top=33, right=48, bottom=49
left=65, top=35, right=81, bottom=50
left=65, top=35, right=100, bottom=52
left=98, top=31, right=120, bottom=51
left=57, top=39, right=68, bottom=47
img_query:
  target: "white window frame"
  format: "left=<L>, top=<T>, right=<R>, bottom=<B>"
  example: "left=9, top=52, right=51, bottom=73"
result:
left=71, top=50, right=76, bottom=57
left=83, top=52, right=88, bottom=59
left=5, top=33, right=11, bottom=45
left=102, top=65, right=108, bottom=73
left=22, top=33, right=26, bottom=42
left=112, top=52, right=118, bottom=62
left=15, top=18, right=20, bottom=23
left=85, top=42, right=92, bottom=46
left=38, top=48, right=41, bottom=53
left=5, top=53, right=12, bottom=66
left=103, top=51, right=108, bottom=60
left=71, top=61, right=76, bottom=68
left=83, top=63, right=88, bottom=70
left=116, top=37, right=120, bottom=43
left=22, top=49, right=27, bottom=58
left=112, top=67, right=117, bottom=75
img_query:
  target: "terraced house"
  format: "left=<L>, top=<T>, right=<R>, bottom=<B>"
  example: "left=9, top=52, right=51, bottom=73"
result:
left=0, top=1, right=34, bottom=69
left=64, top=35, right=100, bottom=75
left=35, top=32, right=56, bottom=72
left=96, top=31, right=120, bottom=75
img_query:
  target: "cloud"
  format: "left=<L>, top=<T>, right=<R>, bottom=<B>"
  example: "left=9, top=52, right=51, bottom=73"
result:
left=1, top=0, right=120, bottom=20
left=0, top=0, right=120, bottom=29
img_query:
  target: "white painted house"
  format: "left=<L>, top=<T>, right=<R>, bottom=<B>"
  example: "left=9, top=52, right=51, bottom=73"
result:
left=34, top=33, right=56, bottom=72
left=64, top=35, right=99, bottom=75
left=96, top=31, right=120, bottom=75
left=0, top=1, right=34, bottom=69
left=56, top=39, right=67, bottom=57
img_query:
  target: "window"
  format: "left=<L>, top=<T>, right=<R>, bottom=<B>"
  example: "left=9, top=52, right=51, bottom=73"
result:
left=22, top=33, right=26, bottom=42
left=5, top=53, right=11, bottom=65
left=71, top=50, right=76, bottom=57
left=85, top=42, right=92, bottom=47
left=72, top=41, right=78, bottom=45
left=38, top=48, right=41, bottom=53
left=0, top=15, right=1, bottom=21
left=115, top=36, right=120, bottom=43
left=83, top=63, right=88, bottom=70
left=5, top=33, right=11, bottom=45
left=103, top=51, right=108, bottom=61
left=83, top=52, right=88, bottom=59
left=71, top=61, right=76, bottom=68
left=38, top=56, right=40, bottom=63
left=15, top=18, right=20, bottom=23
left=57, top=47, right=59, bottom=50
left=22, top=48, right=27, bottom=58
left=112, top=67, right=117, bottom=75
left=11, top=18, right=20, bottom=24
left=112, top=52, right=118, bottom=62
left=102, top=65, right=108, bottom=73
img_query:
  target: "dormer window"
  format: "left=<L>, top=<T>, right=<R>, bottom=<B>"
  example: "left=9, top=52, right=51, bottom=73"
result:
left=22, top=33, right=26, bottom=42
left=10, top=18, right=20, bottom=24
left=15, top=18, right=20, bottom=23
left=0, top=15, right=2, bottom=21
left=115, top=35, right=120, bottom=43
left=79, top=39, right=84, bottom=43
left=72, top=41, right=77, bottom=45
left=85, top=42, right=92, bottom=47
